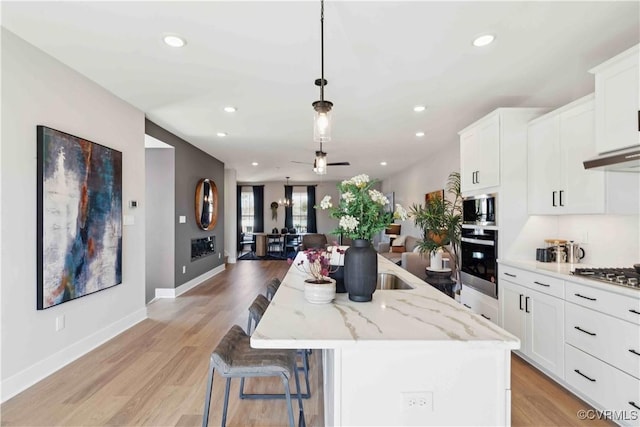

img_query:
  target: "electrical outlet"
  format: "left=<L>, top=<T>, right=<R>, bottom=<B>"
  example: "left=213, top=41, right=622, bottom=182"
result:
left=182, top=265, right=186, bottom=274
left=401, top=391, right=433, bottom=412
left=218, top=253, right=221, bottom=259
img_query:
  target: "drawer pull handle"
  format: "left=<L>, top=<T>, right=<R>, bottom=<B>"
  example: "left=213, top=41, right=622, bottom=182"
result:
left=534, top=281, right=550, bottom=287
left=630, top=402, right=640, bottom=410
left=463, top=303, right=471, bottom=309
left=574, top=326, right=596, bottom=336
left=574, top=293, right=596, bottom=301
left=525, top=296, right=530, bottom=314
left=630, top=309, right=640, bottom=315
left=519, top=294, right=524, bottom=311
left=505, top=272, right=517, bottom=278
left=574, top=369, right=596, bottom=382
left=629, top=349, right=640, bottom=357
left=481, top=314, right=491, bottom=320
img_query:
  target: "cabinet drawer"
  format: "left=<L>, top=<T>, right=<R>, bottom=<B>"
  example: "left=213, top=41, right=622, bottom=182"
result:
left=500, top=266, right=564, bottom=299
left=565, top=344, right=640, bottom=425
left=565, top=302, right=640, bottom=378
left=460, top=285, right=499, bottom=325
left=565, top=281, right=640, bottom=325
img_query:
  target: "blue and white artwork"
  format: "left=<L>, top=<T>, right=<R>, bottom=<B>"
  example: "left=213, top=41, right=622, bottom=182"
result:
left=37, top=126, right=122, bottom=309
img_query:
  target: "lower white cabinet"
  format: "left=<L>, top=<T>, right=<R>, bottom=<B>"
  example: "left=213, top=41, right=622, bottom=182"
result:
left=460, top=284, right=499, bottom=325
left=500, top=279, right=565, bottom=378
left=565, top=344, right=640, bottom=427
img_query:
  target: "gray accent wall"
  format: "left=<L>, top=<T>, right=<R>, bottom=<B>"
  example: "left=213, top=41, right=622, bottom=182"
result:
left=145, top=148, right=175, bottom=302
left=145, top=120, right=225, bottom=287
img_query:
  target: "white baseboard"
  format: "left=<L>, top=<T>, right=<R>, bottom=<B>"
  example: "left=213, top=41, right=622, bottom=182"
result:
left=0, top=307, right=147, bottom=403
left=154, top=264, right=225, bottom=299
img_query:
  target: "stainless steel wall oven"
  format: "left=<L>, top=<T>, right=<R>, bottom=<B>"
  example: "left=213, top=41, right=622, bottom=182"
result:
left=460, top=227, right=498, bottom=299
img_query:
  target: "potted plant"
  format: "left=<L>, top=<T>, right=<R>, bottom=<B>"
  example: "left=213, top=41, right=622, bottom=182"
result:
left=410, top=172, right=462, bottom=280
left=289, top=246, right=344, bottom=304
left=317, top=174, right=408, bottom=301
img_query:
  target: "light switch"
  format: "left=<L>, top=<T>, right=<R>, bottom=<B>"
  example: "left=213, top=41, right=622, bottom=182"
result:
left=179, top=216, right=186, bottom=223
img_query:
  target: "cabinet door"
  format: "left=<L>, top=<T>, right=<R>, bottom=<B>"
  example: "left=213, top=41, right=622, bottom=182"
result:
left=526, top=288, right=564, bottom=378
left=593, top=46, right=640, bottom=153
left=559, top=101, right=605, bottom=214
left=476, top=115, right=500, bottom=190
left=527, top=115, right=560, bottom=215
left=500, top=281, right=526, bottom=346
left=460, top=129, right=478, bottom=193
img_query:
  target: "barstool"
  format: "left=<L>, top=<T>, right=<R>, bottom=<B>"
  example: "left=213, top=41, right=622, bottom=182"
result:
left=202, top=325, right=305, bottom=427
left=265, top=277, right=281, bottom=300
left=240, top=294, right=311, bottom=399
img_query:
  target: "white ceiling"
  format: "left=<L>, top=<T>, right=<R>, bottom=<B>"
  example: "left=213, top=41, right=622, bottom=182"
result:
left=2, top=1, right=638, bottom=183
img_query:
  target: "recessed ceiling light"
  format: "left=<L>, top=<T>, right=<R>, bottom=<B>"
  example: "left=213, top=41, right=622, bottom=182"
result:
left=163, top=34, right=186, bottom=48
left=413, top=105, right=426, bottom=112
left=216, top=132, right=228, bottom=137
left=380, top=161, right=387, bottom=166
left=416, top=131, right=425, bottom=137
left=251, top=162, right=258, bottom=166
left=224, top=106, right=237, bottom=113
left=472, top=34, right=495, bottom=47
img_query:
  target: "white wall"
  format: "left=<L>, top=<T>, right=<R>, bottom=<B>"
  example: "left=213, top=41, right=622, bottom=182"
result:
left=1, top=29, right=147, bottom=401
left=224, top=168, right=237, bottom=263
left=145, top=147, right=175, bottom=302
left=381, top=145, right=461, bottom=238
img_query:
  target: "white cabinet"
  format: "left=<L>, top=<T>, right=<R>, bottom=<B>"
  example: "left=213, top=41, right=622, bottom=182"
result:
left=460, top=284, right=499, bottom=325
left=589, top=44, right=640, bottom=154
left=460, top=114, right=500, bottom=192
left=500, top=277, right=565, bottom=378
left=527, top=95, right=605, bottom=215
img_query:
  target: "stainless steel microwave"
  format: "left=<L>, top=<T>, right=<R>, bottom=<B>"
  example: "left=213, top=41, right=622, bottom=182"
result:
left=462, top=194, right=497, bottom=226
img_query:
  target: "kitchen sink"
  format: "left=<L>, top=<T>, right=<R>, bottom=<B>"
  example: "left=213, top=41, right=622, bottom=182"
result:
left=376, top=273, right=415, bottom=290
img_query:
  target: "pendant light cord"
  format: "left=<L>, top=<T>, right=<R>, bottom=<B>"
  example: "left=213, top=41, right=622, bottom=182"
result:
left=320, top=0, right=325, bottom=101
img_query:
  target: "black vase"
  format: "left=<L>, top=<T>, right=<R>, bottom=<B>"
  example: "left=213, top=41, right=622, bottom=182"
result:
left=329, top=265, right=346, bottom=293
left=344, top=239, right=378, bottom=302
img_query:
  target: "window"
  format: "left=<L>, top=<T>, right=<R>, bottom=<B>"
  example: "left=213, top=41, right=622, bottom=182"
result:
left=240, top=188, right=254, bottom=233
left=292, top=188, right=308, bottom=232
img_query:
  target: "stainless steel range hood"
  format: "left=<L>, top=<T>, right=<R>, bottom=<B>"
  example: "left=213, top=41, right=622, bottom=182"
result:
left=583, top=146, right=640, bottom=172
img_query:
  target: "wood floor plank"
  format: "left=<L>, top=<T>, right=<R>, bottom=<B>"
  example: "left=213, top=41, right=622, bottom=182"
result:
left=0, top=260, right=609, bottom=426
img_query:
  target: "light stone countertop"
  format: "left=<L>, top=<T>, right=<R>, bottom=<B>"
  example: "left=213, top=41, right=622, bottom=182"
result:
left=499, top=259, right=640, bottom=298
left=251, top=252, right=519, bottom=350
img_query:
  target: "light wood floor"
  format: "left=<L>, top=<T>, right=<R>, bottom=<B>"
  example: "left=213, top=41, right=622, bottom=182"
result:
left=1, top=261, right=612, bottom=426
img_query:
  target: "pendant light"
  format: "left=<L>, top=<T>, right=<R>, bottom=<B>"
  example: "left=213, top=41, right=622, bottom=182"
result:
left=312, top=0, right=333, bottom=143
left=279, top=177, right=294, bottom=207
left=313, top=142, right=328, bottom=175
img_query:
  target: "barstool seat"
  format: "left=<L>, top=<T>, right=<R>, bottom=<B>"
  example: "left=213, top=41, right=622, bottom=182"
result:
left=265, top=277, right=281, bottom=300
left=202, top=325, right=305, bottom=427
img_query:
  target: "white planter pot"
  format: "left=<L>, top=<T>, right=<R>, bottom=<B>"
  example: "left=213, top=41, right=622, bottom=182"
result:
left=304, top=278, right=336, bottom=304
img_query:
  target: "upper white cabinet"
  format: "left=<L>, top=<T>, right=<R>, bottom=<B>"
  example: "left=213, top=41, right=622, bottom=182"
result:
left=528, top=95, right=605, bottom=215
left=460, top=114, right=500, bottom=192
left=589, top=44, right=639, bottom=154
left=460, top=109, right=546, bottom=195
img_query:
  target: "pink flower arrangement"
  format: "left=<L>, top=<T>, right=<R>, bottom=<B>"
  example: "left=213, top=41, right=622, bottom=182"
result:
left=288, top=244, right=345, bottom=283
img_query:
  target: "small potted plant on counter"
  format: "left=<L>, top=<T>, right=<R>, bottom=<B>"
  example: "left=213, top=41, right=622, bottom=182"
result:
left=289, top=245, right=345, bottom=304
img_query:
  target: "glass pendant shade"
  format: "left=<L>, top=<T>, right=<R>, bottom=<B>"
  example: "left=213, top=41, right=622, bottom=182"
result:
left=314, top=150, right=328, bottom=175
left=313, top=100, right=333, bottom=143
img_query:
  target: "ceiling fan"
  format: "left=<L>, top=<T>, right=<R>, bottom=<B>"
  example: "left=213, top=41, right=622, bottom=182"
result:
left=291, top=142, right=350, bottom=173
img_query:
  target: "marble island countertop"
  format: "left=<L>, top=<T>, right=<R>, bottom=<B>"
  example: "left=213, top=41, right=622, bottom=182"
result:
left=251, top=253, right=519, bottom=350
left=498, top=259, right=640, bottom=298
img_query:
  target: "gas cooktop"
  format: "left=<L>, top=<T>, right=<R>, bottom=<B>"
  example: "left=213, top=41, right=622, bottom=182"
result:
left=572, top=268, right=640, bottom=289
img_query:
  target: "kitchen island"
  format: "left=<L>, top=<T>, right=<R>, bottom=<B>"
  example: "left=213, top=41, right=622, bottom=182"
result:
left=252, top=253, right=519, bottom=426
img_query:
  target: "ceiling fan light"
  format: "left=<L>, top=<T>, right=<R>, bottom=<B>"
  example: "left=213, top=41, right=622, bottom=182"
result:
left=315, top=150, right=328, bottom=175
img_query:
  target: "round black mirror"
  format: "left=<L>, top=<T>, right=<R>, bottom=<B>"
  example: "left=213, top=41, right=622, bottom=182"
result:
left=195, top=178, right=218, bottom=230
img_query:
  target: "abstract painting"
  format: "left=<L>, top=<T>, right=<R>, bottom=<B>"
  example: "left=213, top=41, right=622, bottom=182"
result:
left=37, top=126, right=122, bottom=309
left=425, top=189, right=445, bottom=204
